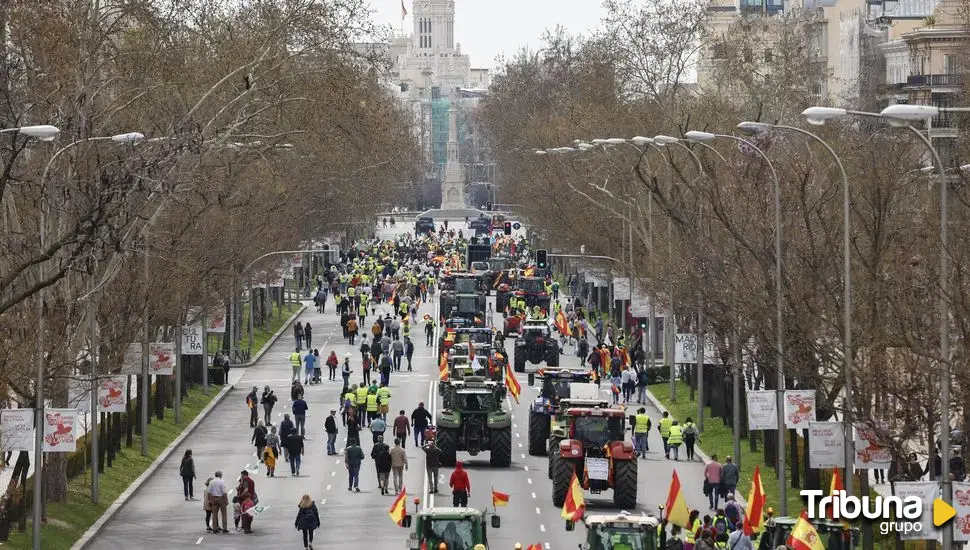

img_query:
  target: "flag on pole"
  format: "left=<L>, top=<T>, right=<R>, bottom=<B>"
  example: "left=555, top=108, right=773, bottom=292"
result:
left=505, top=363, right=521, bottom=403
left=555, top=310, right=569, bottom=336
left=439, top=352, right=449, bottom=381
left=743, top=465, right=767, bottom=535
left=492, top=489, right=510, bottom=507
left=389, top=486, right=408, bottom=525
left=526, top=545, right=543, bottom=550
left=664, top=469, right=691, bottom=528
left=560, top=472, right=586, bottom=521
left=401, top=0, right=408, bottom=19
left=827, top=468, right=851, bottom=529
left=788, top=510, right=825, bottom=550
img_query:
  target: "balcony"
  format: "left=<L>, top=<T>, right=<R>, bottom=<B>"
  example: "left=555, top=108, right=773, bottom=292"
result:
left=905, top=74, right=963, bottom=88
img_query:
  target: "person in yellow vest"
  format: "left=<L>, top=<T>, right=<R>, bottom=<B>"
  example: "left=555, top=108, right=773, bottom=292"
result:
left=343, top=385, right=357, bottom=426
left=398, top=300, right=408, bottom=318
left=366, top=389, right=380, bottom=424
left=667, top=420, right=684, bottom=461
left=377, top=383, right=392, bottom=420
left=358, top=302, right=368, bottom=326
left=658, top=411, right=673, bottom=459
left=402, top=320, right=411, bottom=341
left=632, top=407, right=651, bottom=458
left=289, top=348, right=302, bottom=382
left=356, top=384, right=369, bottom=425
left=685, top=509, right=701, bottom=550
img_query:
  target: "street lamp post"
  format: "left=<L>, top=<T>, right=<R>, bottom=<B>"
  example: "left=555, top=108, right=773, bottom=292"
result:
left=686, top=129, right=784, bottom=507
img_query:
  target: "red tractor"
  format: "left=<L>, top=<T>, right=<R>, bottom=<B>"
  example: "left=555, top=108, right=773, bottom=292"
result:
left=550, top=407, right=637, bottom=510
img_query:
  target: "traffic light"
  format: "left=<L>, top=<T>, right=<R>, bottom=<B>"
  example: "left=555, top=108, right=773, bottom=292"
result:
left=639, top=319, right=648, bottom=330
left=536, top=249, right=548, bottom=269
left=486, top=200, right=493, bottom=211
left=503, top=221, right=512, bottom=235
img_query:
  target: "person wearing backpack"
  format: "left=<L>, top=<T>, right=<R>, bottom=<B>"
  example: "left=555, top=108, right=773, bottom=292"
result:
left=667, top=420, right=684, bottom=460
left=723, top=494, right=744, bottom=532
left=711, top=510, right=729, bottom=547
left=726, top=521, right=753, bottom=550
left=682, top=416, right=699, bottom=461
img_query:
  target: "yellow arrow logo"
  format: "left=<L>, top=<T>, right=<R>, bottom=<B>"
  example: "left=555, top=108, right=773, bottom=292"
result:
left=934, top=498, right=956, bottom=526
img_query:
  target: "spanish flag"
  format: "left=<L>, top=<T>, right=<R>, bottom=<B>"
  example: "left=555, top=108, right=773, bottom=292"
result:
left=389, top=486, right=407, bottom=525
left=524, top=266, right=535, bottom=277
left=827, top=468, right=851, bottom=530
left=526, top=545, right=542, bottom=550
left=664, top=469, right=691, bottom=528
left=560, top=472, right=585, bottom=521
left=492, top=489, right=510, bottom=507
left=439, top=352, right=449, bottom=381
left=505, top=363, right=521, bottom=403
left=787, top=510, right=825, bottom=550
left=493, top=271, right=505, bottom=288
left=423, top=314, right=432, bottom=322
left=555, top=310, right=569, bottom=336
left=468, top=341, right=475, bottom=361
left=743, top=465, right=767, bottom=535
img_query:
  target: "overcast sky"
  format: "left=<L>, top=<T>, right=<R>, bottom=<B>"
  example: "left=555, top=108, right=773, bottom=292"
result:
left=365, top=0, right=608, bottom=71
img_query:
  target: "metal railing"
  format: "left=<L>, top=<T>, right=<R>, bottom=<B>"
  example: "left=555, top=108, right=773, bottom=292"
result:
left=905, top=74, right=963, bottom=87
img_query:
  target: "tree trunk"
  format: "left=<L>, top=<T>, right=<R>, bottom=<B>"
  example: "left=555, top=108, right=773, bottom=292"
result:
left=790, top=428, right=800, bottom=488
left=44, top=369, right=70, bottom=503
left=155, top=374, right=166, bottom=420
left=127, top=376, right=135, bottom=445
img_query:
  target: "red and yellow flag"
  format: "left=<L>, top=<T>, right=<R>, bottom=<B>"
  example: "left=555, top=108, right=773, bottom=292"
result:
left=524, top=266, right=535, bottom=277
left=492, top=489, right=510, bottom=507
left=389, top=486, right=407, bottom=525
left=664, top=469, right=691, bottom=528
left=468, top=341, right=475, bottom=361
left=744, top=465, right=767, bottom=535
left=826, top=468, right=843, bottom=519
left=788, top=510, right=825, bottom=550
left=439, top=352, right=449, bottom=381
left=505, top=363, right=521, bottom=403
left=526, top=545, right=543, bottom=550
left=561, top=472, right=586, bottom=521
left=555, top=310, right=569, bottom=336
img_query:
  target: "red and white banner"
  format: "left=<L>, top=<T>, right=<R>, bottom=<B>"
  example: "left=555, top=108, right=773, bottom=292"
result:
left=43, top=409, right=78, bottom=452
left=783, top=390, right=816, bottom=429
left=150, top=342, right=175, bottom=375
left=98, top=376, right=127, bottom=413
left=207, top=310, right=227, bottom=333
left=121, top=342, right=143, bottom=375
left=853, top=420, right=892, bottom=469
left=952, top=481, right=970, bottom=541
left=291, top=253, right=303, bottom=268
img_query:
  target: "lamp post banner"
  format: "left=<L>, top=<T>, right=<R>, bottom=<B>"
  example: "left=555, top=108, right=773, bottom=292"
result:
left=207, top=309, right=227, bottom=333
left=808, top=421, right=845, bottom=468
left=853, top=420, right=892, bottom=469
left=180, top=325, right=204, bottom=356
left=98, top=376, right=128, bottom=413
left=43, top=409, right=79, bottom=452
left=951, top=481, right=970, bottom=541
left=150, top=342, right=175, bottom=375
left=783, top=390, right=816, bottom=429
left=746, top=390, right=778, bottom=430
left=0, top=409, right=34, bottom=452
left=894, top=482, right=940, bottom=540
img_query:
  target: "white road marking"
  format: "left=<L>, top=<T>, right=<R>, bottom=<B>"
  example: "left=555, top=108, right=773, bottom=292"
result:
left=195, top=537, right=203, bottom=545
left=321, top=498, right=327, bottom=505
left=331, top=471, right=336, bottom=477
left=518, top=442, right=523, bottom=448
left=524, top=465, right=529, bottom=471
left=326, top=484, right=332, bottom=491
left=531, top=492, right=537, bottom=499
left=536, top=507, right=541, bottom=515
left=545, top=543, right=551, bottom=549
left=527, top=478, right=533, bottom=485
left=513, top=423, right=518, bottom=429
left=520, top=453, right=525, bottom=459
left=515, top=432, right=521, bottom=438
left=540, top=524, right=546, bottom=532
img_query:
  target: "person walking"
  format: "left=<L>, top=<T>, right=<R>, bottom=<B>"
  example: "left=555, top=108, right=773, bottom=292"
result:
left=345, top=440, right=364, bottom=492
left=423, top=438, right=441, bottom=493
left=704, top=454, right=723, bottom=510
left=265, top=425, right=281, bottom=467
left=720, top=456, right=740, bottom=497
left=636, top=367, right=648, bottom=403
left=206, top=471, right=229, bottom=533
left=246, top=386, right=259, bottom=428
left=303, top=350, right=317, bottom=385
left=252, top=420, right=268, bottom=463
left=659, top=411, right=673, bottom=459
left=289, top=348, right=302, bottom=382
left=285, top=430, right=305, bottom=476
left=325, top=351, right=338, bottom=382
left=370, top=415, right=387, bottom=444
left=391, top=338, right=404, bottom=371
left=179, top=449, right=196, bottom=501
left=341, top=354, right=352, bottom=384
left=411, top=402, right=433, bottom=447
left=325, top=409, right=339, bottom=456
left=631, top=408, right=651, bottom=458
left=295, top=494, right=321, bottom=550
left=393, top=409, right=410, bottom=449
left=347, top=315, right=359, bottom=345
left=378, top=383, right=392, bottom=420
left=294, top=321, right=305, bottom=350
left=425, top=317, right=434, bottom=346
left=362, top=354, right=372, bottom=385
left=260, top=386, right=277, bottom=425
left=359, top=337, right=371, bottom=366
left=372, top=435, right=392, bottom=495
left=390, top=437, right=408, bottom=494
left=304, top=322, right=313, bottom=350
left=683, top=416, right=699, bottom=461
left=449, top=461, right=471, bottom=507
left=405, top=337, right=415, bottom=371
left=667, top=420, right=684, bottom=461
left=263, top=439, right=277, bottom=477
left=293, top=393, right=309, bottom=437
left=280, top=414, right=295, bottom=461
left=203, top=476, right=214, bottom=531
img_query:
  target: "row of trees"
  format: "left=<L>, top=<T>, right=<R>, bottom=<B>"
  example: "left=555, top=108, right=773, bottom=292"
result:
left=481, top=0, right=969, bottom=504
left=0, top=0, right=419, bottom=524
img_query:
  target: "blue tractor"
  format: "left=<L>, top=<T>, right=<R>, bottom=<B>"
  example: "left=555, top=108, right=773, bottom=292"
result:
left=527, top=369, right=596, bottom=455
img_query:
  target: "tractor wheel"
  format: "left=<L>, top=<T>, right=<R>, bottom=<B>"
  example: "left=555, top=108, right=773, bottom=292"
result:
left=547, top=439, right=561, bottom=479
left=490, top=427, right=512, bottom=467
left=528, top=410, right=550, bottom=456
left=612, top=458, right=638, bottom=510
left=552, top=455, right=574, bottom=507
left=514, top=353, right=526, bottom=373
left=546, top=350, right=560, bottom=367
left=437, top=427, right=458, bottom=467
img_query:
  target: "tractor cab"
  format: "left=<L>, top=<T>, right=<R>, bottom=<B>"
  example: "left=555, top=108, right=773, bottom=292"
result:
left=566, top=511, right=660, bottom=550
left=404, top=507, right=501, bottom=550
left=756, top=517, right=858, bottom=550
left=565, top=407, right=628, bottom=447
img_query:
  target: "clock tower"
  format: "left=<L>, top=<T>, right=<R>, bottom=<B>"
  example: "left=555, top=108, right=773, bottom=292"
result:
left=412, top=0, right=456, bottom=53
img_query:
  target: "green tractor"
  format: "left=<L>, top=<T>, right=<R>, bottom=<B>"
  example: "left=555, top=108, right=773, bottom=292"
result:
left=756, top=516, right=858, bottom=550
left=436, top=378, right=513, bottom=467
left=403, top=507, right=501, bottom=550
left=565, top=511, right=660, bottom=550
left=527, top=376, right=597, bottom=456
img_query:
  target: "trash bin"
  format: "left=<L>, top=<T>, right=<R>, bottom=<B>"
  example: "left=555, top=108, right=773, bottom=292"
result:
left=208, top=367, right=226, bottom=386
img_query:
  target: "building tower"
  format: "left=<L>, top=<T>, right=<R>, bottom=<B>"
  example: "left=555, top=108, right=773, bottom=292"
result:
left=412, top=0, right=456, bottom=53
left=440, top=102, right=466, bottom=209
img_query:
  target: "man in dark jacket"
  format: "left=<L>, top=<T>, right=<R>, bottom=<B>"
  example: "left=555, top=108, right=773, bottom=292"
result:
left=285, top=432, right=305, bottom=476
left=325, top=410, right=339, bottom=456
left=410, top=403, right=433, bottom=447
left=371, top=436, right=392, bottom=495
left=345, top=440, right=364, bottom=492
left=279, top=414, right=295, bottom=461
left=423, top=440, right=442, bottom=493
left=405, top=338, right=415, bottom=371
left=246, top=387, right=259, bottom=428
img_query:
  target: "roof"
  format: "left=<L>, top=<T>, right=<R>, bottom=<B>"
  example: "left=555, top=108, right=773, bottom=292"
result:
left=560, top=398, right=612, bottom=408
left=565, top=407, right=627, bottom=417
left=585, top=513, right=659, bottom=527
left=419, top=507, right=485, bottom=518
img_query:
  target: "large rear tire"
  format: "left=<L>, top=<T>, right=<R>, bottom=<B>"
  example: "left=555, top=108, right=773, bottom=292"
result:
left=528, top=410, right=550, bottom=456
left=612, top=459, right=638, bottom=510
left=547, top=438, right=561, bottom=479
left=437, top=427, right=458, bottom=467
left=489, top=427, right=512, bottom=467
left=514, top=352, right=526, bottom=373
left=552, top=455, right=574, bottom=507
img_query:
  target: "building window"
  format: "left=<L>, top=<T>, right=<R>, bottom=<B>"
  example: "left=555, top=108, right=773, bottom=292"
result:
left=944, top=54, right=955, bottom=75
left=764, top=48, right=773, bottom=63
left=811, top=82, right=823, bottom=96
